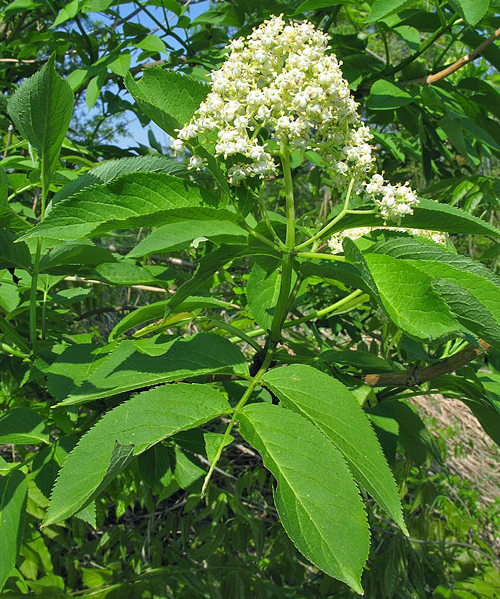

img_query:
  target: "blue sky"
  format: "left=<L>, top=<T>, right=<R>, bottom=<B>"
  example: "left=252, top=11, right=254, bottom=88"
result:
left=90, top=1, right=211, bottom=149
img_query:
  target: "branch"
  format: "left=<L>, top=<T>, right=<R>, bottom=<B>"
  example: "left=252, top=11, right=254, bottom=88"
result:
left=402, top=26, right=500, bottom=86
left=362, top=339, right=490, bottom=387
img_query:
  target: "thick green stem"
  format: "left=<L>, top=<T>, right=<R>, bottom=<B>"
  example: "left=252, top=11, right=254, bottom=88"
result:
left=269, top=147, right=296, bottom=343
left=202, top=147, right=297, bottom=494
left=29, top=159, right=48, bottom=350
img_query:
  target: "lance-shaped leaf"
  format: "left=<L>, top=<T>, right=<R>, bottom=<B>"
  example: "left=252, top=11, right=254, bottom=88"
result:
left=7, top=54, right=74, bottom=190
left=344, top=239, right=461, bottom=342
left=0, top=408, right=50, bottom=445
left=0, top=470, right=28, bottom=590
left=45, top=383, right=231, bottom=526
left=109, top=296, right=235, bottom=341
left=128, top=218, right=248, bottom=258
left=262, top=364, right=407, bottom=534
left=238, top=403, right=369, bottom=594
left=50, top=154, right=186, bottom=208
left=22, top=173, right=224, bottom=242
left=56, top=333, right=249, bottom=406
left=125, top=68, right=228, bottom=193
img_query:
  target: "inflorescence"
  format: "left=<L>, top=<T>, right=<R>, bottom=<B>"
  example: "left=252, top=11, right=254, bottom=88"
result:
left=173, top=15, right=419, bottom=222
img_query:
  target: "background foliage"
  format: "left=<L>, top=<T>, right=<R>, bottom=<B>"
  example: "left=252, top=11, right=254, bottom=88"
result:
left=1, top=0, right=500, bottom=597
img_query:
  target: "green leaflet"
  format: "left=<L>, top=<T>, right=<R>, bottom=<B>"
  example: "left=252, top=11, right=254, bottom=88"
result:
left=0, top=229, right=31, bottom=270
left=22, top=172, right=222, bottom=242
left=166, top=244, right=280, bottom=314
left=50, top=154, right=186, bottom=208
left=109, top=296, right=235, bottom=341
left=0, top=470, right=28, bottom=590
left=366, top=0, right=413, bottom=22
left=128, top=218, right=248, bottom=258
left=449, top=0, right=489, bottom=25
left=0, top=408, right=50, bottom=445
left=262, top=364, right=407, bottom=534
left=433, top=279, right=500, bottom=350
left=344, top=239, right=461, bottom=342
left=369, top=234, right=500, bottom=344
left=328, top=198, right=500, bottom=238
left=7, top=54, right=74, bottom=191
left=46, top=343, right=117, bottom=401
left=369, top=80, right=415, bottom=110
left=56, top=332, right=249, bottom=406
left=125, top=68, right=229, bottom=194
left=246, top=259, right=284, bottom=331
left=238, top=403, right=370, bottom=594
left=44, top=383, right=230, bottom=526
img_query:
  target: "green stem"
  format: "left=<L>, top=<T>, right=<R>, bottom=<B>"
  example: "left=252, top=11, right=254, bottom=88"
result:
left=269, top=146, right=296, bottom=343
left=29, top=159, right=48, bottom=350
left=0, top=314, right=30, bottom=354
left=243, top=223, right=279, bottom=250
left=200, top=345, right=276, bottom=497
left=290, top=290, right=367, bottom=326
left=297, top=252, right=346, bottom=262
left=257, top=192, right=284, bottom=248
left=200, top=317, right=261, bottom=353
left=385, top=14, right=459, bottom=76
left=295, top=178, right=355, bottom=251
left=229, top=290, right=367, bottom=344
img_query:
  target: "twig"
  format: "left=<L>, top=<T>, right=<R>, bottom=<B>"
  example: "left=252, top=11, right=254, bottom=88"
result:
left=363, top=339, right=491, bottom=387
left=63, top=276, right=173, bottom=294
left=76, top=305, right=137, bottom=321
left=402, top=26, right=500, bottom=85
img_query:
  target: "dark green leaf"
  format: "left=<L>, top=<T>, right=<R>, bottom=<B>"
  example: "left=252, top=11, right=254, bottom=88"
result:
left=7, top=55, right=73, bottom=189
left=0, top=470, right=28, bottom=590
left=50, top=155, right=186, bottom=208
left=262, top=364, right=407, bottom=533
left=0, top=408, right=50, bottom=445
left=45, top=383, right=230, bottom=525
left=23, top=173, right=222, bottom=242
left=56, top=333, right=249, bottom=406
left=238, top=403, right=369, bottom=593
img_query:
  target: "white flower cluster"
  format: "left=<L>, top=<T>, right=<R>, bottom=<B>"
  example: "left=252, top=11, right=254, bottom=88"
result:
left=173, top=15, right=420, bottom=222
left=173, top=15, right=373, bottom=188
left=328, top=226, right=447, bottom=254
left=363, top=174, right=419, bottom=221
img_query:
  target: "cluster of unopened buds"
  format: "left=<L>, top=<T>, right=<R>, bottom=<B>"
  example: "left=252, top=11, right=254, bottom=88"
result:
left=328, top=227, right=447, bottom=254
left=172, top=14, right=419, bottom=222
